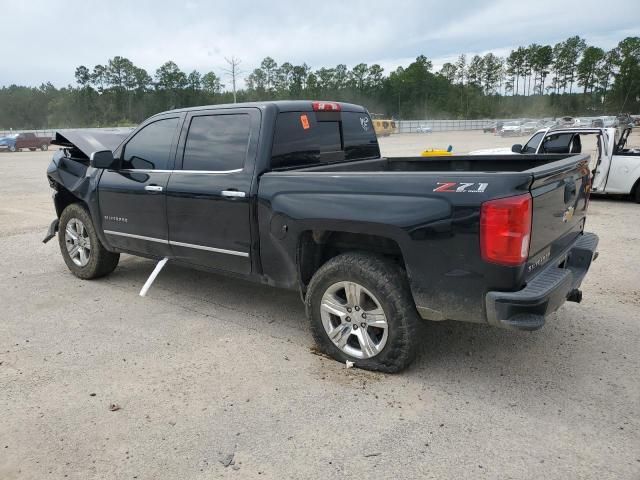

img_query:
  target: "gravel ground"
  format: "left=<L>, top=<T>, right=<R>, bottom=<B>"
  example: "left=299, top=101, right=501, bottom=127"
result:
left=1, top=132, right=639, bottom=479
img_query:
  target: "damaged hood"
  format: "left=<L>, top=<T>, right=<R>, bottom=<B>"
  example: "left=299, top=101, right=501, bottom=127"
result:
left=52, top=128, right=133, bottom=157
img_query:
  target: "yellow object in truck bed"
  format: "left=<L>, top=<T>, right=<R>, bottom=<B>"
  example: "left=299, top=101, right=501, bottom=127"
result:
left=421, top=148, right=452, bottom=157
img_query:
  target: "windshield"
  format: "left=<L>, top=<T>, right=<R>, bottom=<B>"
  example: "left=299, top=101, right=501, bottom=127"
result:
left=523, top=132, right=544, bottom=153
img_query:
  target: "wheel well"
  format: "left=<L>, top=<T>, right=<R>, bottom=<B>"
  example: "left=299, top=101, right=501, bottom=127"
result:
left=298, top=230, right=406, bottom=290
left=632, top=177, right=640, bottom=199
left=53, top=184, right=85, bottom=217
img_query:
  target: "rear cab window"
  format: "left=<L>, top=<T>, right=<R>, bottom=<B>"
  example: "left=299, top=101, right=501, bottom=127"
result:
left=271, top=108, right=380, bottom=169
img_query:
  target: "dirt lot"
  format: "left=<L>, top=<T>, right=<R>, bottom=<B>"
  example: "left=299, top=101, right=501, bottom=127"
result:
left=1, top=131, right=639, bottom=479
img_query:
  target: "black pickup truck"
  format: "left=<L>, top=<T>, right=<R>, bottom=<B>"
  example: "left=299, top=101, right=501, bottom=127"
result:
left=44, top=101, right=598, bottom=372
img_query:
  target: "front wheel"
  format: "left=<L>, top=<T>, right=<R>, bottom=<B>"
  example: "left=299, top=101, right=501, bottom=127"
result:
left=306, top=252, right=420, bottom=372
left=40, top=143, right=48, bottom=151
left=58, top=203, right=119, bottom=279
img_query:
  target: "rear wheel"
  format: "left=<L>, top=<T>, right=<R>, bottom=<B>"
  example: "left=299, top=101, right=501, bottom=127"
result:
left=58, top=203, right=119, bottom=279
left=306, top=252, right=420, bottom=372
left=29, top=148, right=36, bottom=151
left=9, top=145, right=17, bottom=152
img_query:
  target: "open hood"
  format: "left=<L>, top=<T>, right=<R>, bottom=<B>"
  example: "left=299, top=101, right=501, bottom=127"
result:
left=51, top=129, right=132, bottom=158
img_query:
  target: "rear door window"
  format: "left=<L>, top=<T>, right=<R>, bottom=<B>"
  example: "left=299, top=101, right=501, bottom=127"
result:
left=182, top=114, right=251, bottom=171
left=271, top=111, right=380, bottom=169
left=540, top=133, right=573, bottom=154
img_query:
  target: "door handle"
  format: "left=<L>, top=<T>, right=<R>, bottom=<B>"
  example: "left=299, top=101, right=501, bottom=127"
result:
left=145, top=185, right=163, bottom=193
left=221, top=190, right=246, bottom=198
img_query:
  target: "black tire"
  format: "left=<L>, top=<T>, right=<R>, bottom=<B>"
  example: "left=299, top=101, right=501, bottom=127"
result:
left=58, top=203, right=120, bottom=279
left=634, top=185, right=640, bottom=204
left=305, top=252, right=420, bottom=373
left=29, top=148, right=36, bottom=151
left=40, top=144, right=48, bottom=151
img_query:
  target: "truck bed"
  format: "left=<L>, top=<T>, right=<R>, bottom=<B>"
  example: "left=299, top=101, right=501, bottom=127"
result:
left=258, top=151, right=591, bottom=323
left=285, top=154, right=575, bottom=173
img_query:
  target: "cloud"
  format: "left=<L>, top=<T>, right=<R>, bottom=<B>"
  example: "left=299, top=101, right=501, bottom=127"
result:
left=1, top=0, right=638, bottom=87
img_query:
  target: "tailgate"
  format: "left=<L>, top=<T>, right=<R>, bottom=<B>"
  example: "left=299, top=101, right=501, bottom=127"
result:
left=526, top=154, right=591, bottom=277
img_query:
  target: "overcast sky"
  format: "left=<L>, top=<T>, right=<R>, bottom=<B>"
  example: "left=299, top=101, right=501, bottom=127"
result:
left=2, top=0, right=639, bottom=88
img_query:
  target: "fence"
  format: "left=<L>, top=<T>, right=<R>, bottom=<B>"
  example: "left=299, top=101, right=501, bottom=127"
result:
left=2, top=115, right=625, bottom=138
left=397, top=119, right=513, bottom=133
left=0, top=127, right=135, bottom=139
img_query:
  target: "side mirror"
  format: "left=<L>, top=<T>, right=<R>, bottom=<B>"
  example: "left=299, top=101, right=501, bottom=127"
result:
left=90, top=150, right=116, bottom=169
left=511, top=144, right=523, bottom=154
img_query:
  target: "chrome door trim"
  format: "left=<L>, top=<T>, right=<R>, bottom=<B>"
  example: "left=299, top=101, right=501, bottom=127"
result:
left=169, top=240, right=249, bottom=257
left=115, top=168, right=243, bottom=174
left=104, top=230, right=168, bottom=244
left=104, top=230, right=249, bottom=257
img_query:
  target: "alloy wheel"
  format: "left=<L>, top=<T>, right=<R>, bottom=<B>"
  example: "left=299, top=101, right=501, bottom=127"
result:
left=64, top=218, right=91, bottom=267
left=320, top=281, right=389, bottom=359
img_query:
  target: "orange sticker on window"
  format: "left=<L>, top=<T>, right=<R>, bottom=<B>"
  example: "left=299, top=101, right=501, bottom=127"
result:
left=300, top=114, right=310, bottom=130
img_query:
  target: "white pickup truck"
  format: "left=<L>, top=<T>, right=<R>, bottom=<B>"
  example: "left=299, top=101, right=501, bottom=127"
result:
left=471, top=126, right=640, bottom=202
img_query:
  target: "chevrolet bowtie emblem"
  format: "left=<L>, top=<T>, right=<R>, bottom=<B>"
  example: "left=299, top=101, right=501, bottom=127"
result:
left=562, top=206, right=575, bottom=223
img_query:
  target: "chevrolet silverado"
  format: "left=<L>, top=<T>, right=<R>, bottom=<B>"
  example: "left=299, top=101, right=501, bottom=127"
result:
left=44, top=101, right=599, bottom=372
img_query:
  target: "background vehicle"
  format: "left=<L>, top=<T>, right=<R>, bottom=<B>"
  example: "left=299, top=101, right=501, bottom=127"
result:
left=415, top=125, right=432, bottom=133
left=483, top=121, right=502, bottom=133
left=616, top=113, right=635, bottom=128
left=371, top=114, right=396, bottom=136
left=521, top=121, right=540, bottom=134
left=500, top=121, right=522, bottom=136
left=14, top=132, right=51, bottom=151
left=0, top=134, right=18, bottom=152
left=556, top=116, right=576, bottom=127
left=474, top=126, right=640, bottom=203
left=44, top=101, right=598, bottom=372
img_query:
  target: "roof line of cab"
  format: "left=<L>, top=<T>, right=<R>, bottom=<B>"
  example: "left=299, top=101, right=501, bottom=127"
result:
left=151, top=100, right=368, bottom=119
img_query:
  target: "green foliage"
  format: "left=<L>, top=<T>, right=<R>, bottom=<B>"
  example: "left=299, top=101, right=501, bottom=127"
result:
left=1, top=36, right=639, bottom=130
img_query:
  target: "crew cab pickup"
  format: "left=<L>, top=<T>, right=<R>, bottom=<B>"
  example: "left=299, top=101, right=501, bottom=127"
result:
left=44, top=101, right=599, bottom=372
left=14, top=132, right=51, bottom=152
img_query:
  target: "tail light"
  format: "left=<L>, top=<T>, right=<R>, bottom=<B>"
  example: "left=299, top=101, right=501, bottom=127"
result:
left=480, top=193, right=532, bottom=266
left=312, top=101, right=341, bottom=112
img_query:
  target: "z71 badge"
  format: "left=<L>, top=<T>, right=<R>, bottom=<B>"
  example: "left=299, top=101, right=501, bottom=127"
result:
left=433, top=182, right=488, bottom=193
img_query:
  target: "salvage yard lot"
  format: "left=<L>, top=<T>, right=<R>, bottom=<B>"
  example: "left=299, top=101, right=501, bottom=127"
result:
left=1, top=131, right=639, bottom=479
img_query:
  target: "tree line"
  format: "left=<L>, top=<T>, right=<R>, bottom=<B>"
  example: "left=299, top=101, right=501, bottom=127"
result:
left=0, top=35, right=638, bottom=130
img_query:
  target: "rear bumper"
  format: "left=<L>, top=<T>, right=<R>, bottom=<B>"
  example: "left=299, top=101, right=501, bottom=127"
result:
left=485, top=232, right=599, bottom=331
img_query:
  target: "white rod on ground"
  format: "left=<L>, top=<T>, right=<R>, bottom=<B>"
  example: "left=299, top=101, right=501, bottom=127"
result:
left=139, top=257, right=169, bottom=297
